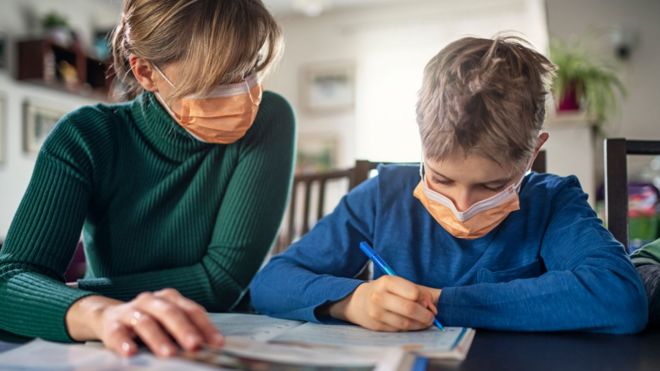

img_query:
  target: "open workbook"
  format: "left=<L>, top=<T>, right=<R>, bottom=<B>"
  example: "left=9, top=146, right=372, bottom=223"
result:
left=183, top=313, right=475, bottom=370
left=0, top=313, right=474, bottom=371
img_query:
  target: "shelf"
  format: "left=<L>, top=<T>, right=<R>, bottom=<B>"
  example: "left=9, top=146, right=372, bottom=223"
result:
left=16, top=38, right=113, bottom=100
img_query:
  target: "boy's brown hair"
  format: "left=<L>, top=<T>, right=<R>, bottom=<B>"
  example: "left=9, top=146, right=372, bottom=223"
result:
left=416, top=36, right=556, bottom=170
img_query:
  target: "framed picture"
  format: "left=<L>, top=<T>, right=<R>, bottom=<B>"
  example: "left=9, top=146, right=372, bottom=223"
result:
left=300, top=62, right=355, bottom=114
left=23, top=100, right=66, bottom=154
left=0, top=94, right=5, bottom=163
left=296, top=134, right=339, bottom=174
left=0, top=31, right=6, bottom=70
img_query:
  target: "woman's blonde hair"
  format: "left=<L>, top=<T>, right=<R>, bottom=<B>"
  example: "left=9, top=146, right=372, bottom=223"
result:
left=416, top=36, right=556, bottom=170
left=111, top=0, right=283, bottom=100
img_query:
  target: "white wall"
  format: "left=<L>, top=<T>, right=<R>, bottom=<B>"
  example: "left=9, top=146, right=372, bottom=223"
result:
left=269, top=0, right=549, bottom=166
left=0, top=0, right=119, bottom=238
left=546, top=0, right=660, bottom=181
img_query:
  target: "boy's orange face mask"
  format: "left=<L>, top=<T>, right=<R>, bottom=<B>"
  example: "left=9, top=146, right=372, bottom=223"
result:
left=153, top=65, right=262, bottom=144
left=413, top=163, right=523, bottom=239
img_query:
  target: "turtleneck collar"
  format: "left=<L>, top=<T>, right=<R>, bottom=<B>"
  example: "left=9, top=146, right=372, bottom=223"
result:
left=130, top=92, right=213, bottom=161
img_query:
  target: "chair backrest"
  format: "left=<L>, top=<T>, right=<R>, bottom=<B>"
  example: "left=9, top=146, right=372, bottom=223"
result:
left=274, top=168, right=355, bottom=254
left=604, top=138, right=660, bottom=249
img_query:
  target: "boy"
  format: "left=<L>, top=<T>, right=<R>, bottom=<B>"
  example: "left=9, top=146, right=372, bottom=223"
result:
left=250, top=36, right=647, bottom=333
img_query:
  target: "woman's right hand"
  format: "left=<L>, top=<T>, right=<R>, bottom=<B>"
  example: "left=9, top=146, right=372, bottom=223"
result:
left=328, top=275, right=440, bottom=331
left=66, top=288, right=224, bottom=357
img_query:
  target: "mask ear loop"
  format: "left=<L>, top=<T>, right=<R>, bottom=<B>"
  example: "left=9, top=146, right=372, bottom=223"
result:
left=152, top=64, right=176, bottom=88
left=243, top=74, right=262, bottom=106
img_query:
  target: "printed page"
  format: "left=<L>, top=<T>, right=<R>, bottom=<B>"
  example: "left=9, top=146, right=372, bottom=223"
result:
left=209, top=313, right=303, bottom=342
left=0, top=339, right=217, bottom=370
left=272, top=322, right=467, bottom=353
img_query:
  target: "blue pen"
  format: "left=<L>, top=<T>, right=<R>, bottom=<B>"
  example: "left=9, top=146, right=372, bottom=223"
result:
left=358, top=241, right=445, bottom=331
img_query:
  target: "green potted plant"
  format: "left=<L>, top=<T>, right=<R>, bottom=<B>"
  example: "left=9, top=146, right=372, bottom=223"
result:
left=550, top=39, right=626, bottom=132
left=41, top=11, right=74, bottom=47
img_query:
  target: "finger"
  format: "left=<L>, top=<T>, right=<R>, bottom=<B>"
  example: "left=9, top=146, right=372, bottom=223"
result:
left=377, top=310, right=432, bottom=331
left=123, top=310, right=177, bottom=357
left=362, top=317, right=400, bottom=332
left=136, top=293, right=203, bottom=351
left=377, top=291, right=435, bottom=325
left=154, top=289, right=223, bottom=347
left=104, top=323, right=138, bottom=357
left=380, top=276, right=423, bottom=302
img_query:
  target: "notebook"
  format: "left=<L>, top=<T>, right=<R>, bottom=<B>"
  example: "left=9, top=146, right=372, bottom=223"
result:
left=209, top=313, right=475, bottom=361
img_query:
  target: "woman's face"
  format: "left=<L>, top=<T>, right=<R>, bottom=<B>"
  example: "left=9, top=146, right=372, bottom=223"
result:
left=424, top=153, right=523, bottom=212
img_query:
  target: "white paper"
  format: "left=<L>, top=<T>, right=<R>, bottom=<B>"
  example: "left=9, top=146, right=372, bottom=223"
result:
left=0, top=339, right=218, bottom=371
left=210, top=312, right=302, bottom=341
left=272, top=322, right=467, bottom=353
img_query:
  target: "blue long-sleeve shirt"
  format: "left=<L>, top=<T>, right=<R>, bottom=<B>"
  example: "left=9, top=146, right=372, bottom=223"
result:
left=250, top=165, right=648, bottom=334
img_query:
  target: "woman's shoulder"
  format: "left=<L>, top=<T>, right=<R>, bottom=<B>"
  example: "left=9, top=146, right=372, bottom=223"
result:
left=49, top=101, right=131, bottom=142
left=246, top=90, right=295, bottom=143
left=40, top=101, right=130, bottom=171
left=259, top=91, right=293, bottom=118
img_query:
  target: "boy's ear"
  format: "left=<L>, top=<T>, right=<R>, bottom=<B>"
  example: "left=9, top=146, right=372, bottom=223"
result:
left=529, top=132, right=549, bottom=169
left=129, top=55, right=158, bottom=92
left=535, top=132, right=549, bottom=153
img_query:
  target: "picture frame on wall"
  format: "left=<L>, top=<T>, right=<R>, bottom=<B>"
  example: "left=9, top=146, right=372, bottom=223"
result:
left=0, top=94, right=5, bottom=163
left=23, top=100, right=66, bottom=154
left=295, top=133, right=339, bottom=174
left=0, top=31, right=6, bottom=70
left=300, top=61, right=355, bottom=114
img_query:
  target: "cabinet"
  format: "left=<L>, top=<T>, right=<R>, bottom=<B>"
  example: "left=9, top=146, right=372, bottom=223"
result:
left=16, top=38, right=113, bottom=99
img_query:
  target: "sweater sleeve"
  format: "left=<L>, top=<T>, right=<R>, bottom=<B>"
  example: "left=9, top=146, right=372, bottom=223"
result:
left=77, top=93, right=296, bottom=311
left=0, top=116, right=97, bottom=342
left=438, top=176, right=648, bottom=334
left=631, top=239, right=660, bottom=327
left=249, top=177, right=378, bottom=322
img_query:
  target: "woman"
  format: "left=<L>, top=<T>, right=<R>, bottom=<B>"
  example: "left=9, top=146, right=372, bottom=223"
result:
left=250, top=36, right=647, bottom=334
left=0, top=0, right=295, bottom=357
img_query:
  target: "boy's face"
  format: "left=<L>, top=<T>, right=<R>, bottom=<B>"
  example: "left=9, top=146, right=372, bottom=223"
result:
left=424, top=153, right=523, bottom=212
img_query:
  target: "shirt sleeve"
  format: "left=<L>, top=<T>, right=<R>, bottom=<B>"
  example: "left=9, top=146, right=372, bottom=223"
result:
left=77, top=93, right=296, bottom=312
left=631, top=238, right=660, bottom=266
left=437, top=176, right=648, bottom=334
left=249, top=176, right=380, bottom=322
left=0, top=119, right=97, bottom=342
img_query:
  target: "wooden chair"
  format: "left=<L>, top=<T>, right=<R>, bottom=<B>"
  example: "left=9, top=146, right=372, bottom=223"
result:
left=274, top=168, right=357, bottom=254
left=604, top=138, right=660, bottom=249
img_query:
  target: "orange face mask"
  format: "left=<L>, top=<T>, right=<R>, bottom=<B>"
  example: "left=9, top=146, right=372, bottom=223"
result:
left=413, top=163, right=523, bottom=239
left=154, top=65, right=262, bottom=144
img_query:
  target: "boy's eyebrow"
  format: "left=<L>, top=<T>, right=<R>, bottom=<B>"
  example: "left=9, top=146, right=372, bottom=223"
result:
left=426, top=165, right=512, bottom=185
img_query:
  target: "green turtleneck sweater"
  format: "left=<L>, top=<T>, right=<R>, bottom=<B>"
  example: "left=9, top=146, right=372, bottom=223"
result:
left=0, top=91, right=295, bottom=342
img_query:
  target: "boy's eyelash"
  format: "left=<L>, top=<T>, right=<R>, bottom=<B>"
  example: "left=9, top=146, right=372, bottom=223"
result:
left=482, top=184, right=505, bottom=191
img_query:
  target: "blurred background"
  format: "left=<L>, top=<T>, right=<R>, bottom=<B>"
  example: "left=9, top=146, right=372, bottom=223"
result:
left=0, top=0, right=658, bottom=250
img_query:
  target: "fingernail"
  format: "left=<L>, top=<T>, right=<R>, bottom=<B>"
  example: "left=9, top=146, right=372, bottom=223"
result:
left=213, top=333, right=224, bottom=345
left=187, top=334, right=202, bottom=348
left=160, top=344, right=174, bottom=357
left=121, top=342, right=132, bottom=355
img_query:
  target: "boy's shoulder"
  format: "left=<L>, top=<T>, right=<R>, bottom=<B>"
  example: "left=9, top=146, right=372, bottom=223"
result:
left=374, top=163, right=421, bottom=189
left=522, top=172, right=583, bottom=196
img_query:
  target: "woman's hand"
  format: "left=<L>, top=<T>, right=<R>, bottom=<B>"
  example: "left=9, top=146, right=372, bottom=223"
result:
left=66, top=288, right=224, bottom=357
left=328, top=276, right=441, bottom=331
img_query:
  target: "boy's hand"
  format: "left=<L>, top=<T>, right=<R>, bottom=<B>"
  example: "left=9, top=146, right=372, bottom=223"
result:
left=329, top=276, right=441, bottom=331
